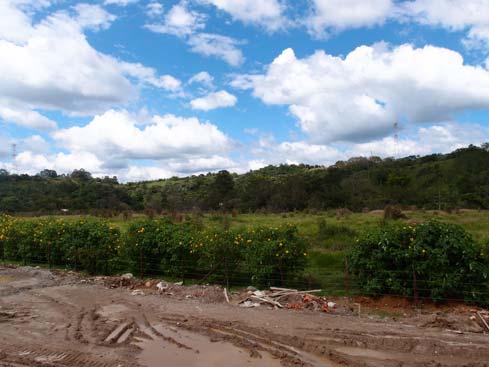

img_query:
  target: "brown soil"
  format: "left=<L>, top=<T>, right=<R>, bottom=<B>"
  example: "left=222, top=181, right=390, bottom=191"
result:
left=1, top=266, right=489, bottom=367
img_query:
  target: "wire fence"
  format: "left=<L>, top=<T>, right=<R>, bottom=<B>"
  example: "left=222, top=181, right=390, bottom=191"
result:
left=3, top=254, right=489, bottom=305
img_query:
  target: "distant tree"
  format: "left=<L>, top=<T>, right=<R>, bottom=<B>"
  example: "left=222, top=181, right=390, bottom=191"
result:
left=214, top=170, right=234, bottom=196
left=70, top=169, right=92, bottom=181
left=206, top=170, right=235, bottom=210
left=38, top=169, right=58, bottom=178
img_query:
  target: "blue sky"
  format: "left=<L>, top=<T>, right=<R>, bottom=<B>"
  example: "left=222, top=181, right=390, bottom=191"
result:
left=1, top=0, right=489, bottom=181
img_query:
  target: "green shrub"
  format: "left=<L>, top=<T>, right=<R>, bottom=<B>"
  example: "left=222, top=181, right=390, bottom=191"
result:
left=241, top=225, right=308, bottom=287
left=0, top=215, right=10, bottom=259
left=61, top=219, right=121, bottom=274
left=124, top=218, right=200, bottom=278
left=124, top=220, right=309, bottom=287
left=348, top=221, right=489, bottom=305
left=2, top=219, right=38, bottom=263
left=1, top=216, right=309, bottom=287
left=0, top=217, right=121, bottom=274
left=196, top=229, right=243, bottom=286
left=159, top=222, right=201, bottom=278
left=124, top=218, right=169, bottom=276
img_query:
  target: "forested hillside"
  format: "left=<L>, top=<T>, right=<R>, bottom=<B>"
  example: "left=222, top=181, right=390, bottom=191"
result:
left=2, top=144, right=489, bottom=213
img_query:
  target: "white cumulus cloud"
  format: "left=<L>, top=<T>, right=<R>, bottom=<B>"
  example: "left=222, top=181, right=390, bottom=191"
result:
left=248, top=122, right=489, bottom=169
left=74, top=3, right=116, bottom=31
left=187, top=33, right=244, bottom=66
left=401, top=0, right=489, bottom=49
left=234, top=44, right=489, bottom=143
left=0, top=1, right=182, bottom=130
left=145, top=1, right=205, bottom=37
left=3, top=109, right=236, bottom=181
left=306, top=0, right=394, bottom=37
left=104, top=0, right=139, bottom=6
left=199, top=0, right=286, bottom=31
left=188, top=71, right=214, bottom=88
left=190, top=90, right=237, bottom=110
left=0, top=106, right=57, bottom=130
left=304, top=0, right=489, bottom=48
left=145, top=1, right=244, bottom=66
left=146, top=2, right=164, bottom=17
left=53, top=110, right=232, bottom=162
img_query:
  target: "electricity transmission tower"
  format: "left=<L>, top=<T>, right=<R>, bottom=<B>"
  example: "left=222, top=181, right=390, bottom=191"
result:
left=11, top=143, right=17, bottom=173
left=393, top=121, right=399, bottom=158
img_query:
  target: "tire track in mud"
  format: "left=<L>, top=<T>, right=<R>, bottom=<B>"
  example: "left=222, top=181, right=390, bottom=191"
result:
left=153, top=314, right=489, bottom=367
left=89, top=313, right=328, bottom=367
left=3, top=267, right=489, bottom=367
left=0, top=343, right=133, bottom=367
left=222, top=322, right=489, bottom=367
left=152, top=314, right=335, bottom=367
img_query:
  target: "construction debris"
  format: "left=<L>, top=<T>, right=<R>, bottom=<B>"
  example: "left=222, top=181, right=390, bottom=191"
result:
left=156, top=281, right=168, bottom=292
left=237, top=287, right=334, bottom=312
left=239, top=301, right=260, bottom=308
left=95, top=273, right=339, bottom=313
left=476, top=311, right=489, bottom=332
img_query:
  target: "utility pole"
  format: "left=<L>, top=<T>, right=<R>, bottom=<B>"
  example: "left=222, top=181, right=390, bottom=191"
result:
left=11, top=143, right=17, bottom=174
left=393, top=122, right=399, bottom=159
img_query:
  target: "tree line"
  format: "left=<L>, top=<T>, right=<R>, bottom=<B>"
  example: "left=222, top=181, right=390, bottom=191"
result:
left=2, top=144, right=489, bottom=214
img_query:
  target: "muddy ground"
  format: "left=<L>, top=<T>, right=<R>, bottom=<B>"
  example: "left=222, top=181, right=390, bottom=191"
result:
left=1, top=266, right=489, bottom=367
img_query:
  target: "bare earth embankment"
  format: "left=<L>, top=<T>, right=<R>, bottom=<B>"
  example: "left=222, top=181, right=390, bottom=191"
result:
left=1, top=266, right=489, bottom=367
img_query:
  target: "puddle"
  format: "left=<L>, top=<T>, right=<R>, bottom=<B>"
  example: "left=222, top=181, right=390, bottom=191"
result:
left=135, top=324, right=283, bottom=367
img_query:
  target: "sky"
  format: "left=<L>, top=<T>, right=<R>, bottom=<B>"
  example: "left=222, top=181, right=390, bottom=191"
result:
left=2, top=0, right=489, bottom=182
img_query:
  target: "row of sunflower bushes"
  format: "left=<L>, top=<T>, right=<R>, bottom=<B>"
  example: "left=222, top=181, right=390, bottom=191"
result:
left=0, top=215, right=308, bottom=287
left=124, top=218, right=308, bottom=286
left=0, top=215, right=121, bottom=274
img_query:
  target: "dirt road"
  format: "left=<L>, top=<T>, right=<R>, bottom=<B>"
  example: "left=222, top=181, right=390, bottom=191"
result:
left=1, top=266, right=488, bottom=367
